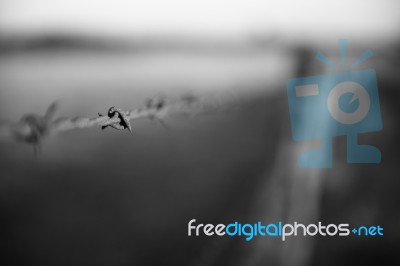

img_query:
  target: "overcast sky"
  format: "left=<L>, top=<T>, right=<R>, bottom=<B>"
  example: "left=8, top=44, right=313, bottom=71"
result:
left=0, top=0, right=399, bottom=41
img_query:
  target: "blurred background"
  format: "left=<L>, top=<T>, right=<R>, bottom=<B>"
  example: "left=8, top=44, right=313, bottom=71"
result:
left=0, top=0, right=399, bottom=265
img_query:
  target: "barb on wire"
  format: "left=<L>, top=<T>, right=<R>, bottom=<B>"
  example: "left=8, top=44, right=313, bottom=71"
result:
left=0, top=94, right=219, bottom=153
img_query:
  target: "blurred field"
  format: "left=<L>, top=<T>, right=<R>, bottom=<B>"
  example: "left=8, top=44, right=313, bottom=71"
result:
left=0, top=44, right=400, bottom=265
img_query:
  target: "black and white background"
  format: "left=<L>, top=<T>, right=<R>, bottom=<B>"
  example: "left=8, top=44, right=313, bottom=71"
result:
left=0, top=1, right=399, bottom=265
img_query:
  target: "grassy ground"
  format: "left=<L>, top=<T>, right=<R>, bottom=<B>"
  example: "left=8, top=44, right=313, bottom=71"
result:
left=0, top=49, right=399, bottom=265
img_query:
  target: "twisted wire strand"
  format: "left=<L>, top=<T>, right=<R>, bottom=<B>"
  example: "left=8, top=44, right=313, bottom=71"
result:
left=0, top=94, right=220, bottom=151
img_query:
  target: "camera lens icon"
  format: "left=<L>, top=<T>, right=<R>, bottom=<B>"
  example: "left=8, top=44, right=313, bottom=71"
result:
left=286, top=69, right=382, bottom=168
left=286, top=40, right=383, bottom=168
left=327, top=81, right=370, bottom=125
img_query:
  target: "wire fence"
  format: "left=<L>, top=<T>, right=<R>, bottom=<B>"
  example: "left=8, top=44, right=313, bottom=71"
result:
left=0, top=94, right=222, bottom=153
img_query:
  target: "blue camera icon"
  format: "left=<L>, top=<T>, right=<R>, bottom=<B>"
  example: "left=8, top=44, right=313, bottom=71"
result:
left=286, top=69, right=382, bottom=168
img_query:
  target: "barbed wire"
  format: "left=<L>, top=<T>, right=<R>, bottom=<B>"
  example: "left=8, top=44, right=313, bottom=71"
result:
left=0, top=94, right=221, bottom=153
